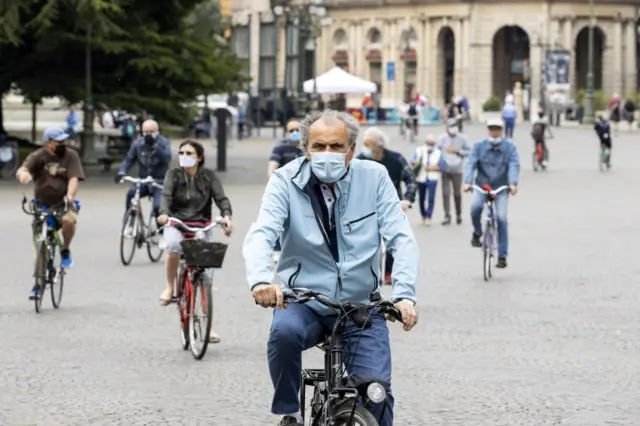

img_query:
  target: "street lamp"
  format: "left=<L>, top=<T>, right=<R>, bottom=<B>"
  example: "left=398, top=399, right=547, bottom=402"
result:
left=584, top=0, right=595, bottom=124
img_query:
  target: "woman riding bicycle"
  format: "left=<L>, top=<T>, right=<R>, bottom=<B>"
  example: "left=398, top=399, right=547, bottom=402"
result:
left=157, top=140, right=233, bottom=343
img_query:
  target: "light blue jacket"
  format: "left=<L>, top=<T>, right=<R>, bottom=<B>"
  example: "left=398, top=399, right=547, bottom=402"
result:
left=242, top=157, right=418, bottom=314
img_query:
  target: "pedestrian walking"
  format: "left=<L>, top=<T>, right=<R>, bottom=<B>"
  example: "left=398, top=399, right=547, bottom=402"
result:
left=502, top=101, right=517, bottom=139
left=411, top=134, right=441, bottom=226
left=437, top=118, right=471, bottom=225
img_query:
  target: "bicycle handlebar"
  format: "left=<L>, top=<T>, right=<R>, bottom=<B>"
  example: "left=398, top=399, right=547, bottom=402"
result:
left=264, top=288, right=403, bottom=323
left=119, top=175, right=163, bottom=188
left=471, top=184, right=509, bottom=195
left=21, top=195, right=68, bottom=216
left=163, top=216, right=226, bottom=233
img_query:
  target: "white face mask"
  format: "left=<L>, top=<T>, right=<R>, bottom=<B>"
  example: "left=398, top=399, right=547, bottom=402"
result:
left=448, top=127, right=458, bottom=136
left=179, top=155, right=198, bottom=168
left=489, top=137, right=502, bottom=145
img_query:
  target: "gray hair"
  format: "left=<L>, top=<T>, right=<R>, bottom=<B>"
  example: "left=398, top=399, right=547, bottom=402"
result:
left=300, top=109, right=360, bottom=148
left=362, top=127, right=388, bottom=149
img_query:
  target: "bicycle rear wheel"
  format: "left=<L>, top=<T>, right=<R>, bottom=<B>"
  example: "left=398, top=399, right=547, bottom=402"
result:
left=189, top=276, right=213, bottom=360
left=176, top=267, right=190, bottom=350
left=119, top=208, right=138, bottom=265
left=34, top=242, right=48, bottom=313
left=482, top=225, right=492, bottom=281
left=50, top=244, right=64, bottom=309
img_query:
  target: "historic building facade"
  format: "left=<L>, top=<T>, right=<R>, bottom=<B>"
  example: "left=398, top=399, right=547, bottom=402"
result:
left=231, top=1, right=640, bottom=116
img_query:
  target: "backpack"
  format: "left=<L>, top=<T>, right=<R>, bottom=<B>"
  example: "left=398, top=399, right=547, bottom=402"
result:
left=531, top=122, right=546, bottom=140
left=408, top=105, right=417, bottom=116
left=124, top=120, right=135, bottom=137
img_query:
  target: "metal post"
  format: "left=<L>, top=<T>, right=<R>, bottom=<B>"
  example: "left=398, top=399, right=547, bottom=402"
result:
left=539, top=35, right=546, bottom=112
left=82, top=23, right=96, bottom=164
left=584, top=0, right=596, bottom=124
left=298, top=13, right=306, bottom=99
left=272, top=13, right=279, bottom=137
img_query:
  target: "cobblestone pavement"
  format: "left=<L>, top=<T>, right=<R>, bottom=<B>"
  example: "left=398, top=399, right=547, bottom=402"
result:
left=1, top=124, right=639, bottom=425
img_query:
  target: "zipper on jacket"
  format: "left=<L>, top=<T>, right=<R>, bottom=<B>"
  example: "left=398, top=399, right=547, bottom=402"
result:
left=287, top=262, right=302, bottom=289
left=345, top=212, right=375, bottom=231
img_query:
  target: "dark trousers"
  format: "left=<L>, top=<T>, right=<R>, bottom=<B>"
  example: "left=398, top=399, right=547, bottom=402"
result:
left=417, top=180, right=438, bottom=219
left=441, top=172, right=462, bottom=218
left=268, top=303, right=394, bottom=426
left=504, top=118, right=515, bottom=138
left=125, top=184, right=162, bottom=217
left=385, top=252, right=394, bottom=278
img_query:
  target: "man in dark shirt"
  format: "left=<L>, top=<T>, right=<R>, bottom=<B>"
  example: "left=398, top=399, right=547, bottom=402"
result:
left=268, top=119, right=303, bottom=256
left=358, top=127, right=416, bottom=285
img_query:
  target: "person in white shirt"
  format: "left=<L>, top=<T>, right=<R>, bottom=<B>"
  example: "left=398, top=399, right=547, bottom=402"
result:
left=411, top=134, right=441, bottom=226
left=102, top=110, right=115, bottom=129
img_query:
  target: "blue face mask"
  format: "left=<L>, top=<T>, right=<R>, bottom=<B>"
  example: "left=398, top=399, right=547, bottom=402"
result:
left=360, top=146, right=373, bottom=158
left=289, top=131, right=301, bottom=142
left=489, top=137, right=502, bottom=144
left=310, top=150, right=350, bottom=183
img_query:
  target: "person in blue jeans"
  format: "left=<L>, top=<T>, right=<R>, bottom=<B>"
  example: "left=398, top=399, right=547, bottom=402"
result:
left=243, top=110, right=419, bottom=426
left=115, top=119, right=172, bottom=234
left=411, top=134, right=441, bottom=226
left=463, top=118, right=520, bottom=268
left=502, top=101, right=517, bottom=139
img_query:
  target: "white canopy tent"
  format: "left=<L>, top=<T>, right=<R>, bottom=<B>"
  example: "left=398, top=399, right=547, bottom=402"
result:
left=303, top=67, right=377, bottom=94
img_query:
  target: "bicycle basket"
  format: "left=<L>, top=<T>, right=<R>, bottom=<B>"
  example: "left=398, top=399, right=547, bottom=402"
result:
left=180, top=239, right=228, bottom=268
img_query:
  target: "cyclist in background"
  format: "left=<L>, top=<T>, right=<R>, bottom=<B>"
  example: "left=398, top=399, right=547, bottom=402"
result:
left=268, top=120, right=304, bottom=261
left=157, top=140, right=233, bottom=343
left=16, top=127, right=85, bottom=299
left=594, top=114, right=612, bottom=166
left=115, top=119, right=171, bottom=235
left=530, top=110, right=553, bottom=167
left=406, top=99, right=419, bottom=136
left=463, top=119, right=519, bottom=269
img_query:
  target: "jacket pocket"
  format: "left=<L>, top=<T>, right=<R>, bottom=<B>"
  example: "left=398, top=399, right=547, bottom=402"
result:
left=287, top=262, right=302, bottom=289
left=345, top=212, right=375, bottom=232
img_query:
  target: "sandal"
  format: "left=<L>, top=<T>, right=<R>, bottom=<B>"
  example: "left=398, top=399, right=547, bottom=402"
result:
left=158, top=288, right=173, bottom=306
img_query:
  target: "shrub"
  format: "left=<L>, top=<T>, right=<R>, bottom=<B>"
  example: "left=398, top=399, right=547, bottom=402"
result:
left=482, top=97, right=501, bottom=112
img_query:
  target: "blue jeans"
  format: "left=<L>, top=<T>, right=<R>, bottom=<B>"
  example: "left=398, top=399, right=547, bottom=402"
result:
left=417, top=180, right=437, bottom=219
left=268, top=303, right=394, bottom=426
left=125, top=184, right=162, bottom=217
left=470, top=190, right=509, bottom=258
left=504, top=118, right=515, bottom=139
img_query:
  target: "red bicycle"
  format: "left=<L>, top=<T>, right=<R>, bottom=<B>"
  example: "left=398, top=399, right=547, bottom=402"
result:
left=165, top=217, right=228, bottom=360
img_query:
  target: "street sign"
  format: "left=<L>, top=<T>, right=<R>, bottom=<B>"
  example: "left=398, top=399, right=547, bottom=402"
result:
left=386, top=61, right=395, bottom=82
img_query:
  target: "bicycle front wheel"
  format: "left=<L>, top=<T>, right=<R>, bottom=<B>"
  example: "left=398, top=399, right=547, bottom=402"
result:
left=146, top=210, right=163, bottom=263
left=482, top=226, right=493, bottom=281
left=34, top=242, right=48, bottom=313
left=50, top=244, right=64, bottom=309
left=119, top=208, right=138, bottom=265
left=334, top=403, right=380, bottom=426
left=189, top=277, right=213, bottom=360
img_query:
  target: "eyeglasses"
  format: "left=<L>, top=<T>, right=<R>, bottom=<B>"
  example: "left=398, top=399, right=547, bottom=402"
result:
left=178, top=151, right=196, bottom=156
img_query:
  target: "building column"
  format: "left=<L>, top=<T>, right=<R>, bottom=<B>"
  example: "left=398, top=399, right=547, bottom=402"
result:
left=562, top=17, right=574, bottom=94
left=613, top=17, right=623, bottom=95
left=250, top=11, right=261, bottom=95
left=389, top=19, right=399, bottom=105
left=624, top=18, right=637, bottom=95
left=395, top=18, right=408, bottom=103
left=453, top=17, right=463, bottom=98
left=277, top=17, right=286, bottom=88
left=422, top=18, right=432, bottom=98
left=416, top=18, right=426, bottom=95
left=460, top=17, right=470, bottom=100
left=601, top=17, right=615, bottom=96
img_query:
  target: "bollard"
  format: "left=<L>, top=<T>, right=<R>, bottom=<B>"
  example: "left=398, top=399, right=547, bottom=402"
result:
left=215, top=108, right=231, bottom=172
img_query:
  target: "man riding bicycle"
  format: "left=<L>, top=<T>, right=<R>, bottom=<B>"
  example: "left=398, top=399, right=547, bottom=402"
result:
left=16, top=127, right=85, bottom=299
left=463, top=119, right=520, bottom=269
left=115, top=119, right=171, bottom=234
left=595, top=114, right=612, bottom=167
left=243, top=110, right=419, bottom=426
left=531, top=110, right=553, bottom=167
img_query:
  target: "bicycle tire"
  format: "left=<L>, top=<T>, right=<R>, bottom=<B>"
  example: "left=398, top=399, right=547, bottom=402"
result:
left=34, top=242, right=48, bottom=313
left=482, top=225, right=492, bottom=282
left=334, top=403, right=380, bottom=426
left=176, top=267, right=190, bottom=350
left=146, top=209, right=163, bottom=263
left=189, top=278, right=213, bottom=360
left=50, top=244, right=64, bottom=309
left=119, top=208, right=138, bottom=265
left=532, top=152, right=539, bottom=172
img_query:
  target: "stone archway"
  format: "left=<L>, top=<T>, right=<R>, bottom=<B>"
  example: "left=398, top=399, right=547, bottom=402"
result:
left=436, top=26, right=455, bottom=105
left=492, top=26, right=530, bottom=98
left=575, top=26, right=605, bottom=91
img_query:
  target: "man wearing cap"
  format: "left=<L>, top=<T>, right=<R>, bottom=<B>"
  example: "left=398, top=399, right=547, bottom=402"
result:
left=463, top=119, right=520, bottom=269
left=115, top=119, right=171, bottom=235
left=16, top=127, right=85, bottom=297
left=437, top=118, right=471, bottom=225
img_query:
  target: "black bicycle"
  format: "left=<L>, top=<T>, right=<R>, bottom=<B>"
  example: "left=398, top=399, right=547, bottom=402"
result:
left=21, top=196, right=70, bottom=313
left=279, top=288, right=402, bottom=426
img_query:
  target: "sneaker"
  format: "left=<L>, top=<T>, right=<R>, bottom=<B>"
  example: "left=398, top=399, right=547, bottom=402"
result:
left=442, top=216, right=451, bottom=225
left=496, top=257, right=508, bottom=268
left=456, top=216, right=463, bottom=225
left=60, top=249, right=74, bottom=269
left=422, top=218, right=431, bottom=226
left=279, top=416, right=302, bottom=426
left=470, top=233, right=482, bottom=248
left=29, top=286, right=41, bottom=300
